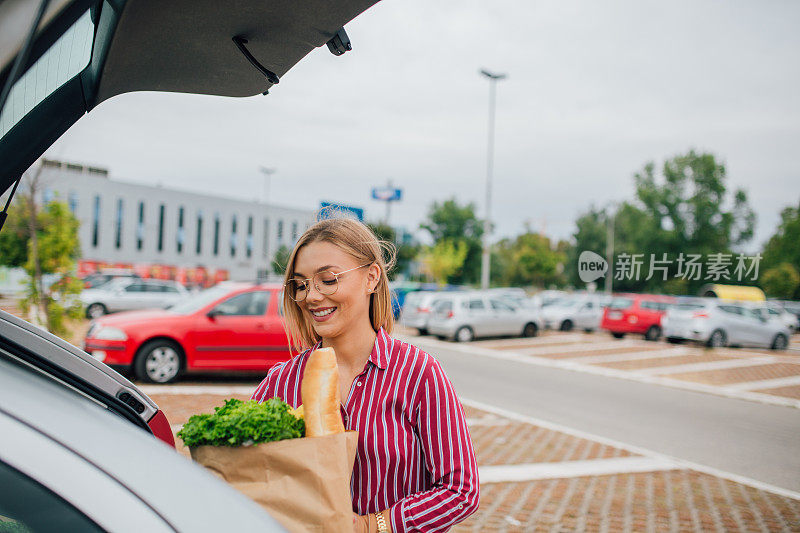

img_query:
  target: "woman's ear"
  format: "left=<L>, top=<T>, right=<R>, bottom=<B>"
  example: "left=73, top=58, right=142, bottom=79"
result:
left=366, top=263, right=381, bottom=293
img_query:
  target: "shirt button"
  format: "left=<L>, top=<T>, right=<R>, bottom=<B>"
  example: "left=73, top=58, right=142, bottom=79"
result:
left=357, top=381, right=362, bottom=386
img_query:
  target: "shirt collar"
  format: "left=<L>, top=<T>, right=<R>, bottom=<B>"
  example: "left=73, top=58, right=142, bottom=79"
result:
left=309, top=327, right=390, bottom=370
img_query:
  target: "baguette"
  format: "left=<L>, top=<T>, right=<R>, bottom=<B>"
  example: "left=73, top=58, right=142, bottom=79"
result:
left=301, top=347, right=345, bottom=437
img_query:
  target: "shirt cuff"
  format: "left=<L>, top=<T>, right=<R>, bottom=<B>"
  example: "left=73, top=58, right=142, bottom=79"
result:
left=389, top=500, right=405, bottom=533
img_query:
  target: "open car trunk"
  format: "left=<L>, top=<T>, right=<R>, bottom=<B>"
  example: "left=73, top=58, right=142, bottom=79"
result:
left=0, top=0, right=379, bottom=195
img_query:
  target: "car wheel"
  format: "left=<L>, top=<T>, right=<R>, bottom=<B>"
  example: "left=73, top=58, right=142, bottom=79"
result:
left=134, top=339, right=183, bottom=384
left=522, top=322, right=539, bottom=338
left=611, top=332, right=625, bottom=339
left=560, top=320, right=574, bottom=332
left=707, top=329, right=726, bottom=348
left=771, top=334, right=788, bottom=351
left=645, top=326, right=662, bottom=342
left=417, top=328, right=428, bottom=336
left=455, top=326, right=474, bottom=343
left=583, top=328, right=594, bottom=333
left=86, top=303, right=107, bottom=319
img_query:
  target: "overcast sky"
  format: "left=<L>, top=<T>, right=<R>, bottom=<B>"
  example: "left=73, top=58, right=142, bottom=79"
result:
left=47, top=0, right=800, bottom=250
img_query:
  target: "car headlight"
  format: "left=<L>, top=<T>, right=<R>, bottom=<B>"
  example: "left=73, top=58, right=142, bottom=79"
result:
left=93, top=326, right=128, bottom=341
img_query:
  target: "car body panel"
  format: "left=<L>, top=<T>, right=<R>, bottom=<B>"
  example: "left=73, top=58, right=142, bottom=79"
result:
left=0, top=356, right=285, bottom=531
left=427, top=292, right=540, bottom=341
left=601, top=294, right=676, bottom=336
left=540, top=296, right=603, bottom=331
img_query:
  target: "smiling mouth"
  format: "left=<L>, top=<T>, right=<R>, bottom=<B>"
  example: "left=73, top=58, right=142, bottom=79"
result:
left=310, top=307, right=336, bottom=318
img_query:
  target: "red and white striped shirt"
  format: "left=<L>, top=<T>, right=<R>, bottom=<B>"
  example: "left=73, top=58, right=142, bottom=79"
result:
left=251, top=327, right=479, bottom=532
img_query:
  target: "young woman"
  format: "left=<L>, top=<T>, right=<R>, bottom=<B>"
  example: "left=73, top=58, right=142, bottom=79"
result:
left=251, top=216, right=479, bottom=533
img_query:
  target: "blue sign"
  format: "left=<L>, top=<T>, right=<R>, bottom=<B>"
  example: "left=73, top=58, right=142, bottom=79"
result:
left=371, top=187, right=403, bottom=202
left=319, top=202, right=364, bottom=221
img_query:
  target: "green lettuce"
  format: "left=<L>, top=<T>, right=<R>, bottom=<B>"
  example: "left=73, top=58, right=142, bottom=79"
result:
left=177, top=398, right=304, bottom=447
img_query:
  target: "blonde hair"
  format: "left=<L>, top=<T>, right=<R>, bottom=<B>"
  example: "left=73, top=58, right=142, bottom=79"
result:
left=281, top=215, right=396, bottom=353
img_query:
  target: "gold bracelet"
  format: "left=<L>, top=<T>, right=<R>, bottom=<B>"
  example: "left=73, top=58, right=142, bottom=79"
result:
left=374, top=511, right=388, bottom=533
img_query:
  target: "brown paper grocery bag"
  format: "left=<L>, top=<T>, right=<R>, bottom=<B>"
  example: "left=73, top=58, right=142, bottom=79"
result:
left=190, top=430, right=358, bottom=533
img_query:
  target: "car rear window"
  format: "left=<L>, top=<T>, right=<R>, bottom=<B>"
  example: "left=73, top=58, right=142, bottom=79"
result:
left=673, top=303, right=706, bottom=311
left=434, top=300, right=453, bottom=314
left=608, top=298, right=634, bottom=309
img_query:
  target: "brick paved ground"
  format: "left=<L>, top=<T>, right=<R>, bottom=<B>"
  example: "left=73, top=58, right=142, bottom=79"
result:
left=667, top=363, right=800, bottom=387
left=754, top=385, right=800, bottom=400
left=596, top=352, right=736, bottom=371
left=154, top=393, right=800, bottom=532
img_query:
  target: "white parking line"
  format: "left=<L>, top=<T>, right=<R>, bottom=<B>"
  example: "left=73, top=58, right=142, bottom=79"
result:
left=637, top=357, right=775, bottom=376
left=727, top=375, right=800, bottom=391
left=474, top=334, right=589, bottom=348
left=518, top=340, right=643, bottom=356
left=479, top=456, right=681, bottom=483
left=462, top=398, right=800, bottom=500
left=139, top=385, right=257, bottom=396
left=575, top=348, right=688, bottom=364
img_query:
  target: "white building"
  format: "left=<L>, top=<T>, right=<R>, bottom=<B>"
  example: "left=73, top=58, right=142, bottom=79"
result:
left=35, top=159, right=315, bottom=282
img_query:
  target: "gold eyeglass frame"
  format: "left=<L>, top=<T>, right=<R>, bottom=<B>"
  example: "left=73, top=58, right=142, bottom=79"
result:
left=285, top=263, right=373, bottom=302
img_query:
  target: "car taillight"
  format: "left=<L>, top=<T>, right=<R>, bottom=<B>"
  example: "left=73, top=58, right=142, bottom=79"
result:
left=417, top=307, right=431, bottom=313
left=447, top=311, right=454, bottom=319
left=692, top=312, right=709, bottom=319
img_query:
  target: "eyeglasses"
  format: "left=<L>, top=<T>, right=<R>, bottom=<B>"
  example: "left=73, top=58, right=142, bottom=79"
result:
left=285, top=263, right=372, bottom=302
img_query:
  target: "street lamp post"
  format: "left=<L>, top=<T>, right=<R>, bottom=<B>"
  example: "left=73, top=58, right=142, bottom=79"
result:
left=480, top=69, right=506, bottom=290
left=259, top=166, right=276, bottom=205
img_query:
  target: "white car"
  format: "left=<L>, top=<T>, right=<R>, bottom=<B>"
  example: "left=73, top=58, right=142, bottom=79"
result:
left=663, top=299, right=791, bottom=349
left=428, top=292, right=541, bottom=342
left=539, top=297, right=603, bottom=332
left=81, top=278, right=189, bottom=318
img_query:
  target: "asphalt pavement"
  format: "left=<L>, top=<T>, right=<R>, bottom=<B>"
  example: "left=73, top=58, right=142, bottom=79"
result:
left=408, top=336, right=800, bottom=494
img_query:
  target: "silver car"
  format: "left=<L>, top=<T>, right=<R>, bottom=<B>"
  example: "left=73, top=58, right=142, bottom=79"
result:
left=663, top=299, right=791, bottom=349
left=0, top=310, right=284, bottom=532
left=400, top=291, right=441, bottom=335
left=539, top=296, right=603, bottom=332
left=427, top=292, right=541, bottom=342
left=81, top=278, right=189, bottom=318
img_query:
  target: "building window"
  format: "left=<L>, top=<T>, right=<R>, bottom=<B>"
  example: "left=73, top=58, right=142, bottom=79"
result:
left=230, top=215, right=238, bottom=257
left=136, top=201, right=145, bottom=250
left=262, top=219, right=269, bottom=259
left=157, top=204, right=165, bottom=252
left=213, top=213, right=220, bottom=256
left=42, top=188, right=53, bottom=204
left=277, top=220, right=284, bottom=243
left=177, top=206, right=185, bottom=254
left=246, top=216, right=253, bottom=258
left=291, top=221, right=298, bottom=242
left=68, top=191, right=78, bottom=214
left=91, top=195, right=100, bottom=247
left=114, top=198, right=123, bottom=249
left=196, top=210, right=203, bottom=255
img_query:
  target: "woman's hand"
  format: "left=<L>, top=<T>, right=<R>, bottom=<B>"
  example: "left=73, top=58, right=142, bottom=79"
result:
left=353, top=513, right=369, bottom=533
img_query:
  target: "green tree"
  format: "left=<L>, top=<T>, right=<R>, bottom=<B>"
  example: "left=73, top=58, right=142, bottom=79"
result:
left=420, top=239, right=468, bottom=286
left=0, top=200, right=32, bottom=268
left=493, top=228, right=565, bottom=288
left=419, top=198, right=483, bottom=285
left=761, top=201, right=800, bottom=298
left=16, top=178, right=84, bottom=337
left=760, top=263, right=800, bottom=299
left=271, top=245, right=292, bottom=275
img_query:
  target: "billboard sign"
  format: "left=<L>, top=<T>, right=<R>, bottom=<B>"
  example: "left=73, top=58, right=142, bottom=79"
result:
left=371, top=187, right=402, bottom=202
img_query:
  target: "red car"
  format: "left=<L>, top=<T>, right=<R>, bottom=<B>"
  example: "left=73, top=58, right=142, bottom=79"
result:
left=83, top=282, right=292, bottom=383
left=601, top=293, right=676, bottom=341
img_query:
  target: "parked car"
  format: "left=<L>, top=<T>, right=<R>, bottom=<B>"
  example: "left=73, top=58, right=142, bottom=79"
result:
left=427, top=292, right=541, bottom=342
left=0, top=313, right=284, bottom=532
left=83, top=282, right=291, bottom=383
left=539, top=296, right=603, bottom=332
left=80, top=278, right=190, bottom=318
left=400, top=291, right=441, bottom=335
left=776, top=300, right=800, bottom=330
left=662, top=299, right=791, bottom=349
left=601, top=293, right=676, bottom=341
left=763, top=302, right=798, bottom=332
left=81, top=271, right=141, bottom=289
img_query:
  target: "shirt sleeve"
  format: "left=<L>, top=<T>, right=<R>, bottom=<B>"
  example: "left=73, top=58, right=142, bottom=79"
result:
left=389, top=359, right=480, bottom=532
left=250, top=361, right=285, bottom=402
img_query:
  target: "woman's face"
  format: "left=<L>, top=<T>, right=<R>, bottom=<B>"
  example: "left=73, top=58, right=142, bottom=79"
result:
left=291, top=240, right=379, bottom=339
